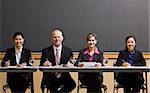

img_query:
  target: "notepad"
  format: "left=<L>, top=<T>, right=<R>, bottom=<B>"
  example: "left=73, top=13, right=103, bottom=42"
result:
left=82, top=62, right=97, bottom=67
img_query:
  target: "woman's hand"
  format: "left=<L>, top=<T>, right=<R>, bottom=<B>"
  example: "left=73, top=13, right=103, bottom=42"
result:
left=95, top=63, right=102, bottom=67
left=5, top=61, right=10, bottom=67
left=78, top=63, right=84, bottom=67
left=122, top=62, right=131, bottom=67
left=17, top=62, right=27, bottom=67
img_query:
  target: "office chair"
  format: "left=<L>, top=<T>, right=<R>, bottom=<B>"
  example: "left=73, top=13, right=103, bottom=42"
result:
left=77, top=73, right=107, bottom=93
left=113, top=63, right=148, bottom=93
left=77, top=81, right=107, bottom=93
left=3, top=73, right=34, bottom=93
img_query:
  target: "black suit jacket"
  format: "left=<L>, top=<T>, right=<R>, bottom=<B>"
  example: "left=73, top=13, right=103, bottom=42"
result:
left=40, top=45, right=73, bottom=66
left=40, top=45, right=73, bottom=85
left=116, top=49, right=146, bottom=85
left=1, top=47, right=31, bottom=87
left=116, top=49, right=146, bottom=66
left=1, top=47, right=31, bottom=66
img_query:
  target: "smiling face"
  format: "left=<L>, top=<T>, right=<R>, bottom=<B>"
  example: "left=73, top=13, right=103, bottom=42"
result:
left=14, top=35, right=24, bottom=48
left=51, top=30, right=64, bottom=47
left=87, top=35, right=97, bottom=48
left=126, top=37, right=136, bottom=52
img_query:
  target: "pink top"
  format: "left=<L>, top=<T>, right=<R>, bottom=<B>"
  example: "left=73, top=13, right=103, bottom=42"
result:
left=83, top=47, right=100, bottom=62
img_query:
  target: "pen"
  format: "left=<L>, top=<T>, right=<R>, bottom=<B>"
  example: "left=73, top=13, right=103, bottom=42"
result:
left=122, top=59, right=126, bottom=62
left=45, top=58, right=52, bottom=66
left=46, top=58, right=49, bottom=61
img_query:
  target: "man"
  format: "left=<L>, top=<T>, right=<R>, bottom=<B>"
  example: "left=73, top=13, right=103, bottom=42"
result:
left=40, top=27, right=76, bottom=93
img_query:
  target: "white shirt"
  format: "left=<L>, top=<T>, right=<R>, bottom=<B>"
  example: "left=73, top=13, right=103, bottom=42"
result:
left=15, top=46, right=23, bottom=64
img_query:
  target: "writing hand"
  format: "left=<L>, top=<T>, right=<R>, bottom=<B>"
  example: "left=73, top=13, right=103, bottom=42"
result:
left=43, top=61, right=52, bottom=67
left=122, top=62, right=131, bottom=67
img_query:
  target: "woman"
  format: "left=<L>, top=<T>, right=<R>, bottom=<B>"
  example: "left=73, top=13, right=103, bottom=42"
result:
left=74, top=33, right=104, bottom=93
left=116, top=35, right=146, bottom=93
left=1, top=32, right=32, bottom=93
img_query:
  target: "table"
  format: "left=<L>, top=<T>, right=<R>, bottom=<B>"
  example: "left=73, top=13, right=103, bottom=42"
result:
left=39, top=66, right=150, bottom=72
left=0, top=66, right=38, bottom=72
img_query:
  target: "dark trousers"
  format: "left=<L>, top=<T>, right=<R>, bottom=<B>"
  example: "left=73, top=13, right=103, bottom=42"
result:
left=124, top=86, right=141, bottom=93
left=80, top=73, right=103, bottom=93
left=43, top=74, right=76, bottom=93
left=7, top=73, right=30, bottom=93
left=9, top=81, right=28, bottom=93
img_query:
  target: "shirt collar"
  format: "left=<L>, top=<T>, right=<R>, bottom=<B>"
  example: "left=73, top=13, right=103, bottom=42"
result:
left=84, top=47, right=100, bottom=55
left=53, top=44, right=62, bottom=51
left=128, top=49, right=135, bottom=55
left=15, top=46, right=23, bottom=54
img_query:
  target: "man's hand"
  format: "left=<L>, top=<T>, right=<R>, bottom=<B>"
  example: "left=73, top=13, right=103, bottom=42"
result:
left=43, top=61, right=52, bottom=66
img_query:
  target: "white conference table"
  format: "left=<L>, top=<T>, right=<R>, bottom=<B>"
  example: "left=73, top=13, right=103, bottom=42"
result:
left=1, top=66, right=150, bottom=73
left=0, top=66, right=38, bottom=72
left=39, top=66, right=149, bottom=93
left=39, top=66, right=150, bottom=73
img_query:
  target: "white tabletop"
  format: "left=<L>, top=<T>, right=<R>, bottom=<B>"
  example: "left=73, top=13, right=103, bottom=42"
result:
left=39, top=66, right=150, bottom=72
left=1, top=66, right=150, bottom=73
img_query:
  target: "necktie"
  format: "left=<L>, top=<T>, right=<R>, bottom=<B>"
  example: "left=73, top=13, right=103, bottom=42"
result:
left=55, top=48, right=60, bottom=65
left=55, top=48, right=61, bottom=78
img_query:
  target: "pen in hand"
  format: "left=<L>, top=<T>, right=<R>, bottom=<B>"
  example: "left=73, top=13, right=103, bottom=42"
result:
left=5, top=60, right=10, bottom=67
left=121, top=59, right=131, bottom=67
left=43, top=58, right=52, bottom=66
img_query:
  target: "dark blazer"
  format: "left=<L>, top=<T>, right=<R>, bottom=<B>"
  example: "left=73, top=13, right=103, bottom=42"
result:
left=116, top=49, right=146, bottom=66
left=40, top=45, right=73, bottom=66
left=40, top=45, right=73, bottom=85
left=74, top=48, right=104, bottom=83
left=75, top=48, right=104, bottom=65
left=1, top=47, right=31, bottom=89
left=1, top=47, right=31, bottom=66
left=116, top=49, right=146, bottom=85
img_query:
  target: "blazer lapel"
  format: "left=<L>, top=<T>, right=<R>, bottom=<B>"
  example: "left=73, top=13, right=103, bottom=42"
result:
left=50, top=46, right=56, bottom=65
left=12, top=47, right=17, bottom=65
left=20, top=48, right=24, bottom=64
left=60, top=46, right=64, bottom=64
left=123, top=51, right=130, bottom=62
left=133, top=50, right=138, bottom=64
left=93, top=54, right=99, bottom=61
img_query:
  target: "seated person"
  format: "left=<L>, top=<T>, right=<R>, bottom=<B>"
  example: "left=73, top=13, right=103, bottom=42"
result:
left=40, top=27, right=76, bottom=93
left=1, top=32, right=32, bottom=93
left=116, top=35, right=146, bottom=93
left=74, top=33, right=104, bottom=93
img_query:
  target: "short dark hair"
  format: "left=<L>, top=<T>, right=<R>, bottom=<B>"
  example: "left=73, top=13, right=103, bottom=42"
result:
left=13, top=32, right=24, bottom=39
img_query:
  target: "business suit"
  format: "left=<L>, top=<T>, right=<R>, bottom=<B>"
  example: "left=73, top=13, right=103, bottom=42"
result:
left=75, top=48, right=103, bottom=93
left=116, top=49, right=146, bottom=93
left=1, top=47, right=32, bottom=93
left=40, top=45, right=76, bottom=93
